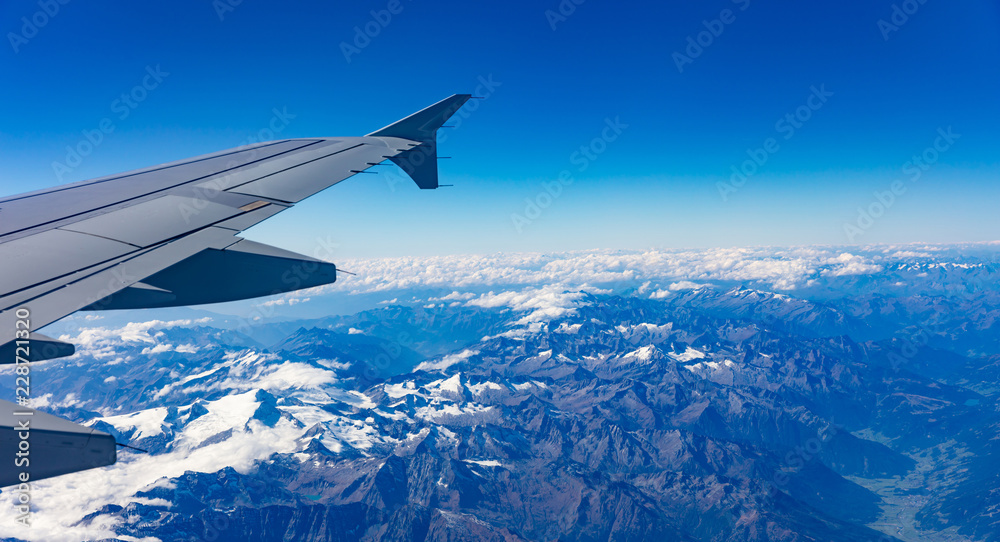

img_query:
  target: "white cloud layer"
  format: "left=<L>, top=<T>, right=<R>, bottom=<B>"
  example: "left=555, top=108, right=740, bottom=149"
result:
left=240, top=243, right=1000, bottom=317
left=307, top=247, right=893, bottom=297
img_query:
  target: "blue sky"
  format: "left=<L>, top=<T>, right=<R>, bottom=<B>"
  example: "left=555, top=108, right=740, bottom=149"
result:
left=1, top=0, right=998, bottom=258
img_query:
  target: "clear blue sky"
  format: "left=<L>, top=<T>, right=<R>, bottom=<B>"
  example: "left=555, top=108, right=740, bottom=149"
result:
left=1, top=0, right=998, bottom=258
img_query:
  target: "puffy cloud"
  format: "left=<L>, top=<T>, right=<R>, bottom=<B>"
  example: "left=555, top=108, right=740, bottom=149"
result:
left=821, top=252, right=882, bottom=277
left=140, top=343, right=174, bottom=355
left=62, top=318, right=212, bottom=356
left=651, top=280, right=713, bottom=298
left=417, top=349, right=479, bottom=372
left=466, top=285, right=592, bottom=324
left=175, top=344, right=199, bottom=354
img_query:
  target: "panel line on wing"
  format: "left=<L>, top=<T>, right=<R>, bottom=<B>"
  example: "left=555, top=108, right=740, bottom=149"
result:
left=220, top=143, right=366, bottom=197
left=57, top=229, right=144, bottom=249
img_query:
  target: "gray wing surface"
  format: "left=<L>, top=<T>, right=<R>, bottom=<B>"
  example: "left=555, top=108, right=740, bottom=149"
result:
left=0, top=94, right=471, bottom=485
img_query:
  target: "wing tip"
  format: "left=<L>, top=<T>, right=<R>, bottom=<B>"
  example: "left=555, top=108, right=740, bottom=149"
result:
left=370, top=94, right=473, bottom=190
left=367, top=94, right=472, bottom=141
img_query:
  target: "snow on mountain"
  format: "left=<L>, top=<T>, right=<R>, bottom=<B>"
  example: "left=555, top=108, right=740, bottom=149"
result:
left=1, top=244, right=999, bottom=540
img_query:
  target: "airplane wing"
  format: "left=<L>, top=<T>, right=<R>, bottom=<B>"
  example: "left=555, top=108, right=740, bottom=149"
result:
left=0, top=94, right=472, bottom=485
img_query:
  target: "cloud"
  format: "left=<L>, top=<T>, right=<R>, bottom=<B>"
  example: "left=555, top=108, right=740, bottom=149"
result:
left=63, top=318, right=212, bottom=356
left=141, top=343, right=174, bottom=355
left=416, top=349, right=479, bottom=372
left=466, top=285, right=601, bottom=324
left=821, top=252, right=882, bottom=276
left=0, top=390, right=304, bottom=542
left=651, top=280, right=712, bottom=298
left=259, top=297, right=311, bottom=308
left=299, top=246, right=900, bottom=299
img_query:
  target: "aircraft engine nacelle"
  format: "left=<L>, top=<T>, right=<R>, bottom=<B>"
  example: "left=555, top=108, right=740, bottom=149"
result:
left=84, top=239, right=337, bottom=311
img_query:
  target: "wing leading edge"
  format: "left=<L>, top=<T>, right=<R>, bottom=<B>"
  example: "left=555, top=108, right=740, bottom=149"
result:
left=0, top=94, right=472, bottom=486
